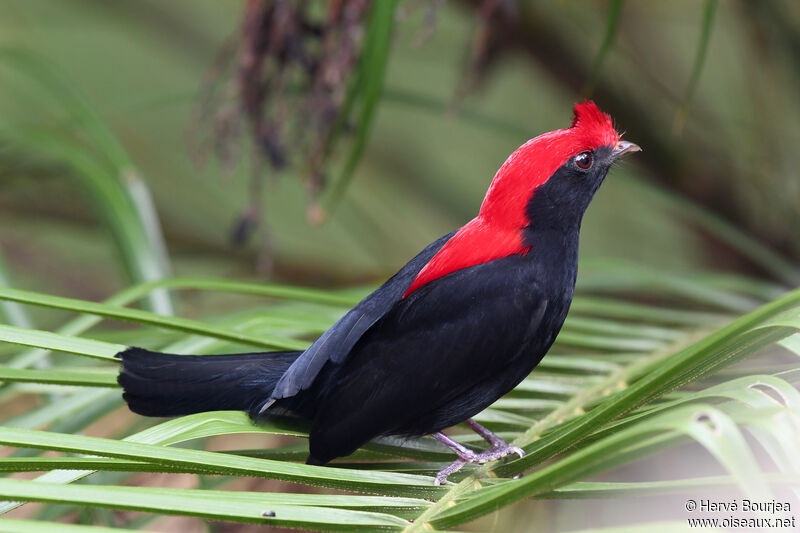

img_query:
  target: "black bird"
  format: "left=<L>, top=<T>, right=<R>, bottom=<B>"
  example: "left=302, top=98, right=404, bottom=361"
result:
left=118, top=101, right=639, bottom=484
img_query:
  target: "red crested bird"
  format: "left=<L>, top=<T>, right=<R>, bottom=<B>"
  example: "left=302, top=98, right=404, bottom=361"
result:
left=118, top=101, right=640, bottom=484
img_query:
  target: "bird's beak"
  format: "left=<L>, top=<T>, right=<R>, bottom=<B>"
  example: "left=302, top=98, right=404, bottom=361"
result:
left=612, top=139, right=641, bottom=160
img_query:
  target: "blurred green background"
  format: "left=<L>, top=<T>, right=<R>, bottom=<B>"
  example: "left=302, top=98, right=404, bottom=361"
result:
left=2, top=0, right=797, bottom=307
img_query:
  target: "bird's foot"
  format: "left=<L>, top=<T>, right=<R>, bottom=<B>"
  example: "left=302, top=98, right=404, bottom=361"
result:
left=475, top=442, right=526, bottom=463
left=434, top=441, right=525, bottom=485
left=434, top=458, right=469, bottom=485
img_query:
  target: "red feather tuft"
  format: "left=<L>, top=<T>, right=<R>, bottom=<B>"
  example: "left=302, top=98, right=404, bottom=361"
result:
left=404, top=101, right=619, bottom=297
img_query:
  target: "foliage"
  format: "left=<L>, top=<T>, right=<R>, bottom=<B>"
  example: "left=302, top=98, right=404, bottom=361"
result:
left=0, top=270, right=797, bottom=530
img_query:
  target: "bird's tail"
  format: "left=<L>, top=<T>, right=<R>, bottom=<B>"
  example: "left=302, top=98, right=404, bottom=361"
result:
left=117, top=347, right=301, bottom=418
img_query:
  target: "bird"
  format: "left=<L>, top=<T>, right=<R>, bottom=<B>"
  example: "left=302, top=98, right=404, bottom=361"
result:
left=118, top=101, right=640, bottom=485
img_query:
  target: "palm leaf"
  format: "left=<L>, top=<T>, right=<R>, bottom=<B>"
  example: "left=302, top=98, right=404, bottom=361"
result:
left=0, top=270, right=796, bottom=531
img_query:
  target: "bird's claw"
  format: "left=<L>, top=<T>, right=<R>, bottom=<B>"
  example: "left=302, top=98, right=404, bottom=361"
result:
left=506, top=445, right=525, bottom=459
left=434, top=459, right=467, bottom=485
left=434, top=443, right=526, bottom=484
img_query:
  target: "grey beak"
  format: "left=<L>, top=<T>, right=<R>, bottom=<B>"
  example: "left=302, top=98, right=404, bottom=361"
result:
left=612, top=140, right=641, bottom=159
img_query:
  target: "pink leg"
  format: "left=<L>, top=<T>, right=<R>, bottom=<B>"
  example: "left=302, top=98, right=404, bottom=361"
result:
left=433, top=420, right=525, bottom=485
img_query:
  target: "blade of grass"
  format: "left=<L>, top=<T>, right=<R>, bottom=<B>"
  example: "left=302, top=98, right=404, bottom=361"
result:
left=0, top=478, right=412, bottom=531
left=0, top=286, right=308, bottom=351
left=0, top=325, right=122, bottom=361
left=0, top=426, right=442, bottom=497
left=0, top=367, right=118, bottom=387
left=321, top=0, right=398, bottom=217
left=581, top=0, right=624, bottom=96
left=673, top=0, right=719, bottom=134
left=0, top=48, right=173, bottom=314
left=0, top=252, right=32, bottom=330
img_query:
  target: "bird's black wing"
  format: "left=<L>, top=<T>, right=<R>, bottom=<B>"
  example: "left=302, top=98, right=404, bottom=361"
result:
left=269, top=231, right=456, bottom=402
left=306, top=255, right=555, bottom=463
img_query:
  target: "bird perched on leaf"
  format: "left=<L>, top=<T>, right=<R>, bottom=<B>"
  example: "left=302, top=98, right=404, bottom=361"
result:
left=118, top=101, right=639, bottom=485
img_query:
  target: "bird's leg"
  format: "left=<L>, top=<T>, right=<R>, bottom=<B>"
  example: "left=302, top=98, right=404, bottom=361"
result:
left=464, top=419, right=506, bottom=448
left=433, top=432, right=477, bottom=461
left=433, top=422, right=525, bottom=485
left=465, top=419, right=525, bottom=458
left=434, top=457, right=469, bottom=485
left=433, top=432, right=475, bottom=485
left=465, top=418, right=525, bottom=461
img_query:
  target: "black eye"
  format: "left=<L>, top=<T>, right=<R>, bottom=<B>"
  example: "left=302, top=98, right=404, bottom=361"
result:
left=575, top=151, right=593, bottom=170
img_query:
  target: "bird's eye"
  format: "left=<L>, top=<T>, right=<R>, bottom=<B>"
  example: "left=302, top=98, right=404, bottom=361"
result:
left=574, top=151, right=593, bottom=170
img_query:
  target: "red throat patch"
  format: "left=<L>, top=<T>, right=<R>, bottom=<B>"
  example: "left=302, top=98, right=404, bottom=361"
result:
left=403, top=101, right=619, bottom=298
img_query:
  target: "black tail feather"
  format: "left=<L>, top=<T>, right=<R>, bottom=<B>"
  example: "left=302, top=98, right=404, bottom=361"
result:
left=117, top=347, right=301, bottom=418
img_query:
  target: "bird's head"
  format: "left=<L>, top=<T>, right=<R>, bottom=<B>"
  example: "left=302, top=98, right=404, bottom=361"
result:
left=402, top=102, right=638, bottom=297
left=479, top=101, right=639, bottom=232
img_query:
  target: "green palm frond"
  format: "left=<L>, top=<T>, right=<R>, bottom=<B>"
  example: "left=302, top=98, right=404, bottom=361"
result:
left=0, top=266, right=797, bottom=531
